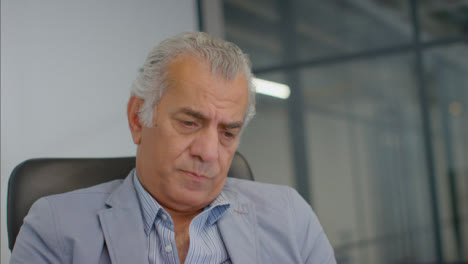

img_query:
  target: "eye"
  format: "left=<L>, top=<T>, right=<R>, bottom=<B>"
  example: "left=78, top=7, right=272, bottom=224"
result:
left=221, top=131, right=237, bottom=141
left=224, top=131, right=234, bottom=138
left=182, top=120, right=196, bottom=127
left=177, top=120, right=200, bottom=132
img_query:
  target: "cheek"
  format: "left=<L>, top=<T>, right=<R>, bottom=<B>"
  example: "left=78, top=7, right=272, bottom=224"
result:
left=220, top=147, right=237, bottom=171
left=157, top=126, right=194, bottom=161
left=140, top=129, right=158, bottom=156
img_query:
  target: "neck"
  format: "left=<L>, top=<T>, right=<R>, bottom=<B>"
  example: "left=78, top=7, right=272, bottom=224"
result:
left=163, top=206, right=203, bottom=228
left=162, top=206, right=200, bottom=264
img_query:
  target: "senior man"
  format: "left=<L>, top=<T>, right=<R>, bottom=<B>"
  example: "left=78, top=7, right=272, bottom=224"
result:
left=11, top=32, right=336, bottom=264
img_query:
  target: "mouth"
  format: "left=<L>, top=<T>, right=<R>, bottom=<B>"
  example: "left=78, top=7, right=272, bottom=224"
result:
left=180, top=170, right=208, bottom=181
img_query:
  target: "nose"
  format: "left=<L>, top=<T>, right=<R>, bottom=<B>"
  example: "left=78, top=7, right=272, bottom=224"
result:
left=190, top=127, right=219, bottom=163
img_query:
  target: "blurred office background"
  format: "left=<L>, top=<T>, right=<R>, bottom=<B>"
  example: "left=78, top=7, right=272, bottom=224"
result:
left=2, top=0, right=467, bottom=263
left=199, top=0, right=468, bottom=263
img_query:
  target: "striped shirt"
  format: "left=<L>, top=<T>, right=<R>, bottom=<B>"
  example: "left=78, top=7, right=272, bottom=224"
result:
left=132, top=170, right=232, bottom=264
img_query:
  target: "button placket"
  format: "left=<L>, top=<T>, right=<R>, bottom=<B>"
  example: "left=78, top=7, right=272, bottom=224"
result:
left=164, top=245, right=172, bottom=253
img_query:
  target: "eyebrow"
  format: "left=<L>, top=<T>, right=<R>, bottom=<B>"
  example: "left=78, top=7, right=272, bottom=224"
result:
left=224, top=121, right=243, bottom=130
left=178, top=107, right=244, bottom=129
left=180, top=108, right=206, bottom=120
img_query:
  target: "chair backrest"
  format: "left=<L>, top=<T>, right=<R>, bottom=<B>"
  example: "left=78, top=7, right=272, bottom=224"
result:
left=7, top=152, right=253, bottom=250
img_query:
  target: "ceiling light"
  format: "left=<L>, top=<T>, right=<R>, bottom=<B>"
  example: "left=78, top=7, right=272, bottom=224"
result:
left=253, top=78, right=290, bottom=99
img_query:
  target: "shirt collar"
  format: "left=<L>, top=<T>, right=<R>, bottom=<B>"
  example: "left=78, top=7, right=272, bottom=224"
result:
left=132, top=169, right=231, bottom=234
left=204, top=191, right=230, bottom=226
left=132, top=170, right=163, bottom=235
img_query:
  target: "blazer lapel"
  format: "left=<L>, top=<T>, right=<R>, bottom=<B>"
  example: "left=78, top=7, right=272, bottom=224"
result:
left=98, top=173, right=148, bottom=264
left=218, top=189, right=259, bottom=264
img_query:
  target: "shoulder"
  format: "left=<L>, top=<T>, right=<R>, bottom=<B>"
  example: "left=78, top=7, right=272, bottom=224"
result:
left=52, top=178, right=124, bottom=197
left=29, top=178, right=125, bottom=236
left=224, top=178, right=304, bottom=209
left=32, top=179, right=125, bottom=226
left=223, top=178, right=315, bottom=228
left=224, top=178, right=336, bottom=263
left=27, top=178, right=125, bottom=228
left=11, top=179, right=125, bottom=263
left=224, top=179, right=334, bottom=263
left=224, top=177, right=292, bottom=195
left=44, top=178, right=124, bottom=205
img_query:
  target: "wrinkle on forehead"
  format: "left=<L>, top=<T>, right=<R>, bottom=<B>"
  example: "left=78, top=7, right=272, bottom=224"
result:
left=164, top=54, right=248, bottom=122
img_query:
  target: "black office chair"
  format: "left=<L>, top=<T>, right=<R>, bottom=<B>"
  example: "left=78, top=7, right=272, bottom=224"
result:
left=7, top=152, right=253, bottom=251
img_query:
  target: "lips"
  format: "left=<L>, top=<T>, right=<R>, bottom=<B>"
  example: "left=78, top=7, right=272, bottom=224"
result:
left=181, top=170, right=208, bottom=180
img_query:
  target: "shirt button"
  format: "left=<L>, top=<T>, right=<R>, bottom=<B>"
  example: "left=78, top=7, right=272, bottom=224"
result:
left=165, top=245, right=172, bottom=253
left=161, top=214, right=167, bottom=220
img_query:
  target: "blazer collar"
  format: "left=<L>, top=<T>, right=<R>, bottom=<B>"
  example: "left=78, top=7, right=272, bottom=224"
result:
left=98, top=173, right=260, bottom=264
left=98, top=170, right=148, bottom=264
left=218, top=179, right=260, bottom=263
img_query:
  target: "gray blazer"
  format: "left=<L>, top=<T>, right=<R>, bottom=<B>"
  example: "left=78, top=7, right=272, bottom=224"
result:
left=10, top=172, right=336, bottom=264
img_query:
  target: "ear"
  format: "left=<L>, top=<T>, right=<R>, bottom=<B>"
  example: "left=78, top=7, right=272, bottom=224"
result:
left=127, top=95, right=144, bottom=144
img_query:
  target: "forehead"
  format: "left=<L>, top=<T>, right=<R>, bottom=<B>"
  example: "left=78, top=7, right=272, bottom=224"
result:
left=162, top=54, right=249, bottom=121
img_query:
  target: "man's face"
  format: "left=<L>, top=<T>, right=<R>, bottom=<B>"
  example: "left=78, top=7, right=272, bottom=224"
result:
left=130, top=54, right=248, bottom=214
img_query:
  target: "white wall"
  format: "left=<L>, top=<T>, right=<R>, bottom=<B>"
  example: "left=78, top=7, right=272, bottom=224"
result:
left=1, top=1, right=197, bottom=262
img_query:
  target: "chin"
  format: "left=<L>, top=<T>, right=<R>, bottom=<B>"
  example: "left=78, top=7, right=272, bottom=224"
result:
left=171, top=192, right=210, bottom=211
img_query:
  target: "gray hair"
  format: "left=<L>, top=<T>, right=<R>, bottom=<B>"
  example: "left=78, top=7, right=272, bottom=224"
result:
left=130, top=32, right=256, bottom=128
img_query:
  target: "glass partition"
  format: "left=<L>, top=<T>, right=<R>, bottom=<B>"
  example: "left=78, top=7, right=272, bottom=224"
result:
left=201, top=0, right=468, bottom=262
